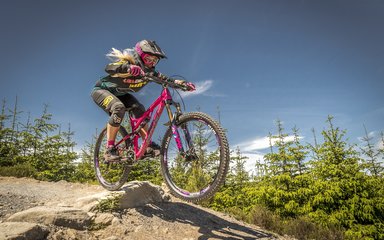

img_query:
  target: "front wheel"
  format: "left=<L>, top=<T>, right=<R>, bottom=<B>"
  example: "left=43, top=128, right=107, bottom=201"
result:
left=160, top=112, right=230, bottom=202
left=94, top=126, right=131, bottom=191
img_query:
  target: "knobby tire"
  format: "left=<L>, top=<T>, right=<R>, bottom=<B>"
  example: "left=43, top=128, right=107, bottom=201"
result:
left=94, top=126, right=131, bottom=191
left=160, top=112, right=230, bottom=202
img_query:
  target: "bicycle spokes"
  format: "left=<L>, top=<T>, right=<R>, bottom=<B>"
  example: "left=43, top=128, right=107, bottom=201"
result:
left=161, top=113, right=229, bottom=202
left=94, top=127, right=132, bottom=191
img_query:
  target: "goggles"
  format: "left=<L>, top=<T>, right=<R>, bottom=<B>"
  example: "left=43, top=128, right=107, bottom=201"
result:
left=142, top=54, right=159, bottom=67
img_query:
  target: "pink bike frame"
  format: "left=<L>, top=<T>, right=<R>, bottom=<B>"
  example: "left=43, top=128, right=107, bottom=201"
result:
left=115, top=87, right=182, bottom=160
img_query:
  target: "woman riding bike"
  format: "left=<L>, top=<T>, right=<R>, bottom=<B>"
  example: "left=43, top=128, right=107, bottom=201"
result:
left=91, top=39, right=195, bottom=161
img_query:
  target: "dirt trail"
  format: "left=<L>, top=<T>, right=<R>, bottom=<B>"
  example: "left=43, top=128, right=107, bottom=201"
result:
left=0, top=177, right=290, bottom=239
left=0, top=177, right=103, bottom=219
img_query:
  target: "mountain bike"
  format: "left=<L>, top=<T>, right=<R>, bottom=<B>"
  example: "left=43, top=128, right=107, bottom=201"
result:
left=93, top=74, right=229, bottom=202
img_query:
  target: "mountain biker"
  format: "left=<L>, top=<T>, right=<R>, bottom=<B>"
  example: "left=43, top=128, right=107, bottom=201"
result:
left=91, top=40, right=196, bottom=161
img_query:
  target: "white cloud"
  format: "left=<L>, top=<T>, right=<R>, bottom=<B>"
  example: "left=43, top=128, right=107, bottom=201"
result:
left=180, top=80, right=213, bottom=98
left=358, top=131, right=376, bottom=142
left=358, top=131, right=384, bottom=151
left=243, top=152, right=265, bottom=174
left=238, top=136, right=272, bottom=152
left=238, top=135, right=302, bottom=152
left=229, top=148, right=265, bottom=175
left=234, top=134, right=304, bottom=174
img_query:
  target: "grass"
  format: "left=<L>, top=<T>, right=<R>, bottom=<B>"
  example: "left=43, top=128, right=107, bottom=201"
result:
left=95, top=193, right=122, bottom=213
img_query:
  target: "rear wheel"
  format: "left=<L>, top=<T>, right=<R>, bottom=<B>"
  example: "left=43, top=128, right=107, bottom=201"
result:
left=94, top=126, right=131, bottom=191
left=160, top=112, right=229, bottom=202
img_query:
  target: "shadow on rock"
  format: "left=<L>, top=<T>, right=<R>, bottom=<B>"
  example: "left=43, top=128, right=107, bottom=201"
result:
left=135, top=202, right=275, bottom=240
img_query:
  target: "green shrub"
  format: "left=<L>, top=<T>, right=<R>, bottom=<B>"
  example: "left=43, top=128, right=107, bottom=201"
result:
left=0, top=163, right=37, bottom=178
left=95, top=194, right=122, bottom=213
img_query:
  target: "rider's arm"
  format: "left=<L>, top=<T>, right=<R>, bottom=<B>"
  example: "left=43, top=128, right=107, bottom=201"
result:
left=105, top=61, right=131, bottom=75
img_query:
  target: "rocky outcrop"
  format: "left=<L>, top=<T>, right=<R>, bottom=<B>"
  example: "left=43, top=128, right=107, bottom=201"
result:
left=0, top=178, right=281, bottom=240
left=6, top=206, right=92, bottom=230
left=2, top=181, right=171, bottom=240
left=0, top=222, right=49, bottom=240
left=75, top=181, right=170, bottom=212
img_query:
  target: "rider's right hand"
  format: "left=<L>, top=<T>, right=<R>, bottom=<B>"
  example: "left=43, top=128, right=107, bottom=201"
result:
left=174, top=80, right=196, bottom=92
left=185, top=82, right=196, bottom=91
left=128, top=65, right=144, bottom=77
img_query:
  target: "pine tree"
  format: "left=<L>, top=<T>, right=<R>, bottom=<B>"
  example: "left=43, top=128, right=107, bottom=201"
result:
left=291, top=126, right=308, bottom=175
left=12, top=111, right=35, bottom=169
left=9, top=96, right=22, bottom=141
left=75, top=129, right=98, bottom=183
left=308, top=116, right=383, bottom=238
left=360, top=126, right=383, bottom=177
left=229, top=146, right=249, bottom=188
left=27, top=104, right=77, bottom=181
left=254, top=158, right=267, bottom=181
left=0, top=98, right=21, bottom=166
left=261, top=120, right=312, bottom=218
left=0, top=99, right=12, bottom=166
left=0, top=99, right=7, bottom=131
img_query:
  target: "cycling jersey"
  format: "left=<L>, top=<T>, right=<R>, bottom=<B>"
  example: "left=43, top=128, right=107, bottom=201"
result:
left=93, top=48, right=164, bottom=95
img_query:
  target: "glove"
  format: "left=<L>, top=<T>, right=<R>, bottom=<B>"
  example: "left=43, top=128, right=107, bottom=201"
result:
left=174, top=80, right=196, bottom=92
left=185, top=82, right=195, bottom=91
left=128, top=65, right=144, bottom=76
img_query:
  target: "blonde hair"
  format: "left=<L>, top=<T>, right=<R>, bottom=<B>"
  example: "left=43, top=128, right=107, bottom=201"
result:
left=106, top=48, right=135, bottom=63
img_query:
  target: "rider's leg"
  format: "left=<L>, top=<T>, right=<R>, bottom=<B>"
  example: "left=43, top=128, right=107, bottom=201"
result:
left=107, top=123, right=120, bottom=146
left=140, top=124, right=148, bottom=140
left=118, top=93, right=147, bottom=141
left=117, top=94, right=160, bottom=156
left=91, top=89, right=125, bottom=160
left=102, top=101, right=125, bottom=160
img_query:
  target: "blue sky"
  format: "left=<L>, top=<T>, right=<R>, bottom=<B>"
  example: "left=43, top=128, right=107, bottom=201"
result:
left=1, top=0, right=383, bottom=170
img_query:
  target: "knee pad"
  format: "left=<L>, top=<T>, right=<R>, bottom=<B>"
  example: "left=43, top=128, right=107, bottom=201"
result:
left=109, top=102, right=125, bottom=127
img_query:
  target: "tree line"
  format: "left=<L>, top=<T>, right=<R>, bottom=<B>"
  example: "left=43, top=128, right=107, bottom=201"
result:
left=209, top=118, right=383, bottom=240
left=0, top=98, right=383, bottom=239
left=0, top=97, right=163, bottom=184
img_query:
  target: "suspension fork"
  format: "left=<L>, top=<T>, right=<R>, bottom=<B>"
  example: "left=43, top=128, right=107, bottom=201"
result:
left=165, top=101, right=183, bottom=151
left=165, top=101, right=194, bottom=152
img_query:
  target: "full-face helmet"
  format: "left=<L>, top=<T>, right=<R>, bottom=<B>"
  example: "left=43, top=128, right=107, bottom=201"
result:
left=135, top=40, right=167, bottom=67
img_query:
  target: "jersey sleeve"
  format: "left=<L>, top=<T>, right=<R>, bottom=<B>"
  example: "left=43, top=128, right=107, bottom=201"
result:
left=105, top=61, right=131, bottom=75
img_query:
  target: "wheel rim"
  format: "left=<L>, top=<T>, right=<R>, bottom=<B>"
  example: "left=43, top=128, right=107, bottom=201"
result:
left=163, top=119, right=222, bottom=198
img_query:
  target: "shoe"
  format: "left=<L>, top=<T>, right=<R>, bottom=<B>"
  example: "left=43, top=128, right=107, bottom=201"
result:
left=145, top=142, right=161, bottom=157
left=104, top=146, right=121, bottom=161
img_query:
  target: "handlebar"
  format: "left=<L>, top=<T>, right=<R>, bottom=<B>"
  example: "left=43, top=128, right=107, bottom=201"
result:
left=142, top=73, right=191, bottom=91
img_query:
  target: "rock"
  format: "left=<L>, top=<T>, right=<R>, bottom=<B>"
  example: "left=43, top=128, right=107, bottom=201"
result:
left=49, top=228, right=88, bottom=240
left=111, top=217, right=122, bottom=227
left=75, top=181, right=170, bottom=212
left=104, top=237, right=119, bottom=240
left=0, top=222, right=49, bottom=240
left=75, top=191, right=111, bottom=212
left=6, top=206, right=91, bottom=230
left=94, top=213, right=114, bottom=226
left=118, top=181, right=170, bottom=209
